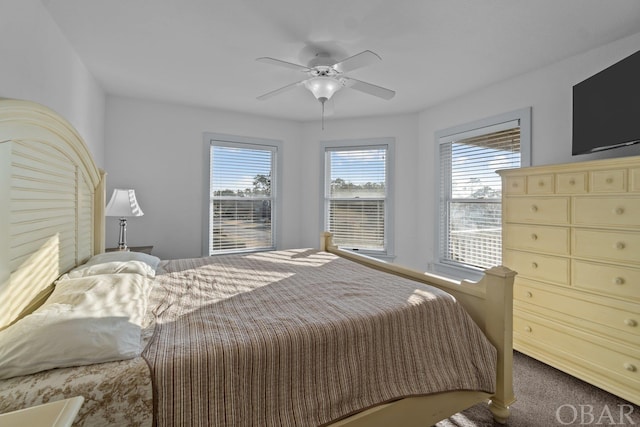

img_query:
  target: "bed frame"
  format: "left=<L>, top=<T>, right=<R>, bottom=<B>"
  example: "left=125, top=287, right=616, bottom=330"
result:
left=0, top=99, right=106, bottom=332
left=0, top=98, right=516, bottom=425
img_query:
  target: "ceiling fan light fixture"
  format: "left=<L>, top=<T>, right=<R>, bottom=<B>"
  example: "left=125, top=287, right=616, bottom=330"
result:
left=257, top=50, right=395, bottom=129
left=304, top=77, right=342, bottom=101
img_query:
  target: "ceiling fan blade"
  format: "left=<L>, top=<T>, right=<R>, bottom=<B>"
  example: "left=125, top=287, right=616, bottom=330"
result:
left=256, top=80, right=307, bottom=100
left=343, top=77, right=395, bottom=100
left=333, top=50, right=381, bottom=73
left=256, top=57, right=310, bottom=72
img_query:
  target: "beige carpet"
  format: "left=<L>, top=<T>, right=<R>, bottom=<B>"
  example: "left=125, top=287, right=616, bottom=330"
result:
left=436, top=351, right=640, bottom=426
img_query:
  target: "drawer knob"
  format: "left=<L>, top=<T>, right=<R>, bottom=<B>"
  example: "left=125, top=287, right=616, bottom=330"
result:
left=525, top=291, right=533, bottom=298
left=538, top=180, right=545, bottom=187
left=569, top=179, right=576, bottom=185
left=615, top=241, right=626, bottom=250
left=614, top=277, right=625, bottom=285
left=624, top=363, right=637, bottom=373
left=606, top=177, right=614, bottom=184
left=625, top=319, right=638, bottom=327
left=531, top=262, right=538, bottom=269
left=524, top=326, right=532, bottom=333
left=615, top=207, right=625, bottom=215
left=531, top=233, right=538, bottom=241
left=530, top=205, right=538, bottom=213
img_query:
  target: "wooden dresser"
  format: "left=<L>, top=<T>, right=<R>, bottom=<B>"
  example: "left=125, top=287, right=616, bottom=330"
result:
left=498, top=155, right=640, bottom=405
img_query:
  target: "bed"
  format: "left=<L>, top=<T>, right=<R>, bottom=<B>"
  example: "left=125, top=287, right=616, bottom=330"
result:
left=0, top=99, right=516, bottom=426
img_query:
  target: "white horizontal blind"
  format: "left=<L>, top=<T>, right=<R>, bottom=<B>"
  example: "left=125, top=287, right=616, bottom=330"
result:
left=325, top=146, right=387, bottom=251
left=209, top=143, right=275, bottom=254
left=440, top=127, right=520, bottom=269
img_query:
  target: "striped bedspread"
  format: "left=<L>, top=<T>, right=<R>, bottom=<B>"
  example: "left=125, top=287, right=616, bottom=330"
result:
left=143, top=249, right=496, bottom=426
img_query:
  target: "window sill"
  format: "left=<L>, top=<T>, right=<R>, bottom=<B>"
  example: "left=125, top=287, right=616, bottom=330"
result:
left=430, top=261, right=485, bottom=282
left=342, top=249, right=396, bottom=263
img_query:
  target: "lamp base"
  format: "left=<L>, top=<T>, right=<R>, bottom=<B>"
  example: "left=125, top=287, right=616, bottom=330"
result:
left=117, top=218, right=128, bottom=251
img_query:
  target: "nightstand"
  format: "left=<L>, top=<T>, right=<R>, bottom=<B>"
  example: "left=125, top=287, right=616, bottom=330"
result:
left=106, top=245, right=153, bottom=254
left=0, top=396, right=84, bottom=427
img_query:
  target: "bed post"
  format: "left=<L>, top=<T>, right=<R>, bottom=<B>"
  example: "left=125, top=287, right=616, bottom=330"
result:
left=320, top=231, right=335, bottom=252
left=482, top=265, right=517, bottom=424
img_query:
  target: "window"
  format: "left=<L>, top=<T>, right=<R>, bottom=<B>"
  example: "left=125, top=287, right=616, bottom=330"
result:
left=204, top=134, right=281, bottom=255
left=436, top=108, right=531, bottom=275
left=322, top=139, right=394, bottom=257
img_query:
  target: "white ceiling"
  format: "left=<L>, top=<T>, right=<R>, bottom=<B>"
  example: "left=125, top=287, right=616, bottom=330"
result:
left=42, top=0, right=640, bottom=122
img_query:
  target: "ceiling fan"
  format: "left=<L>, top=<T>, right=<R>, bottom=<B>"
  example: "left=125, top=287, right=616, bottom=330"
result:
left=256, top=50, right=395, bottom=126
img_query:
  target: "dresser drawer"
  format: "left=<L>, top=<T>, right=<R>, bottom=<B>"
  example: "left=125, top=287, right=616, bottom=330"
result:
left=631, top=167, right=640, bottom=192
left=590, top=169, right=627, bottom=193
left=573, top=260, right=640, bottom=301
left=504, top=250, right=569, bottom=285
left=504, top=197, right=569, bottom=225
left=527, top=174, right=554, bottom=194
left=514, top=280, right=640, bottom=340
left=503, top=224, right=569, bottom=255
left=573, top=196, right=640, bottom=228
left=504, top=175, right=526, bottom=195
left=514, top=312, right=640, bottom=396
left=573, top=228, right=640, bottom=265
left=556, top=172, right=587, bottom=194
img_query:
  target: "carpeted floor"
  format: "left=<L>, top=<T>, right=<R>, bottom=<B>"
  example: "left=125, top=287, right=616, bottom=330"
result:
left=436, top=351, right=640, bottom=426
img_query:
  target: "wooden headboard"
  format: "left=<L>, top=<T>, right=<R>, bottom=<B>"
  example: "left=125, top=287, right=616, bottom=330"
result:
left=0, top=99, right=106, bottom=330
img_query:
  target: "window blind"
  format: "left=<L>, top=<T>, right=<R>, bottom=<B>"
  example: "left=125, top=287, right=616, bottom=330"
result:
left=325, top=147, right=387, bottom=251
left=209, top=143, right=275, bottom=254
left=440, top=127, right=520, bottom=269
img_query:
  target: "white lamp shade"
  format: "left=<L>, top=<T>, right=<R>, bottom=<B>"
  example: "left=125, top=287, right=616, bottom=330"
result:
left=105, top=189, right=144, bottom=218
left=304, top=77, right=342, bottom=100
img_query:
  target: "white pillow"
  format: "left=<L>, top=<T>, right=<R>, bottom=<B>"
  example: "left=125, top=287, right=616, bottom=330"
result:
left=49, top=274, right=150, bottom=326
left=85, top=251, right=161, bottom=272
left=0, top=273, right=149, bottom=380
left=64, top=260, right=155, bottom=279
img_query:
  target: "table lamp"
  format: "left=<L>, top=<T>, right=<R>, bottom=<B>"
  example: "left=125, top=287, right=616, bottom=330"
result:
left=105, top=188, right=144, bottom=251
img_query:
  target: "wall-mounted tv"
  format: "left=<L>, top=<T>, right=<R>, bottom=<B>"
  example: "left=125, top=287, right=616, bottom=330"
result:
left=572, top=49, right=640, bottom=155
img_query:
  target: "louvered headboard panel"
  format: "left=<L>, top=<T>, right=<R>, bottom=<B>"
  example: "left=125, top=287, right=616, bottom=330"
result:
left=0, top=99, right=106, bottom=330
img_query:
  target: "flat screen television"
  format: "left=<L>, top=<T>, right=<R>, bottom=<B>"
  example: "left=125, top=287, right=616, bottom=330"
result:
left=572, top=49, right=640, bottom=155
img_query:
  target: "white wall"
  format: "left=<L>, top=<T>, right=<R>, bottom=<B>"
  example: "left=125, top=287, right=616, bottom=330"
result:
left=103, top=31, right=640, bottom=271
left=417, top=31, right=640, bottom=272
left=105, top=96, right=422, bottom=266
left=0, top=0, right=105, bottom=166
left=104, top=96, right=303, bottom=260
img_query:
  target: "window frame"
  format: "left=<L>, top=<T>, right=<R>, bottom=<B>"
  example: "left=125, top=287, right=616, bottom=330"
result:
left=320, top=137, right=395, bottom=260
left=202, top=132, right=283, bottom=256
left=433, top=108, right=531, bottom=280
